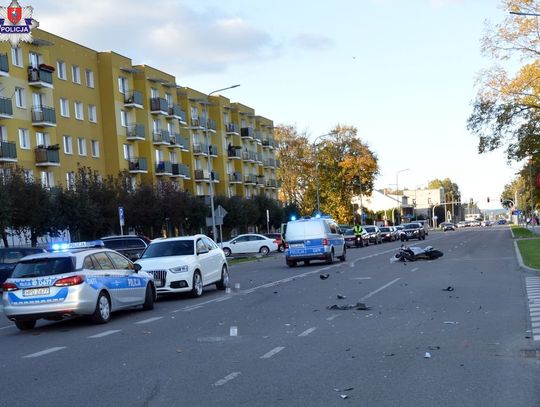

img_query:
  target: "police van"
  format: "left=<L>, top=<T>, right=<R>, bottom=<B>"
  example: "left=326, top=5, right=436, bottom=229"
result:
left=284, top=216, right=346, bottom=267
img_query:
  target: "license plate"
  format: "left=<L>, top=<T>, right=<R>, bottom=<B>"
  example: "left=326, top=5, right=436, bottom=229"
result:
left=154, top=280, right=164, bottom=288
left=290, top=243, right=304, bottom=248
left=23, top=287, right=50, bottom=297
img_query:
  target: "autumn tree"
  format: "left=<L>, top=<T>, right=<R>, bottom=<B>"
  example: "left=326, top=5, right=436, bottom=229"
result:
left=468, top=0, right=540, bottom=210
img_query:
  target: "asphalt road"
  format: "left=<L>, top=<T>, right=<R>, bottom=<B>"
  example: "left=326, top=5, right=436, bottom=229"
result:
left=0, top=226, right=538, bottom=407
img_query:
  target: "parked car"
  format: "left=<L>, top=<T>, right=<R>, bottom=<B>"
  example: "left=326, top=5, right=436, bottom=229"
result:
left=264, top=233, right=285, bottom=252
left=0, top=247, right=47, bottom=287
left=497, top=219, right=507, bottom=225
left=362, top=225, right=383, bottom=244
left=456, top=221, right=468, bottom=228
left=135, top=235, right=229, bottom=297
left=221, top=234, right=278, bottom=257
left=441, top=223, right=456, bottom=231
left=378, top=226, right=395, bottom=242
left=2, top=241, right=155, bottom=330
left=343, top=228, right=369, bottom=248
left=399, top=223, right=426, bottom=241
left=101, top=235, right=151, bottom=261
left=284, top=216, right=346, bottom=267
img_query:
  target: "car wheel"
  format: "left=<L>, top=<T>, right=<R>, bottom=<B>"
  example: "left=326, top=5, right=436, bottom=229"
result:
left=259, top=246, right=270, bottom=255
left=278, top=244, right=285, bottom=253
left=216, top=265, right=229, bottom=290
left=326, top=250, right=334, bottom=264
left=142, top=283, right=154, bottom=310
left=14, top=319, right=36, bottom=330
left=400, top=236, right=405, bottom=242
left=223, top=247, right=232, bottom=257
left=339, top=247, right=346, bottom=262
left=91, top=292, right=111, bottom=324
left=190, top=271, right=203, bottom=298
left=422, top=235, right=426, bottom=240
left=287, top=261, right=296, bottom=267
left=303, top=260, right=310, bottom=265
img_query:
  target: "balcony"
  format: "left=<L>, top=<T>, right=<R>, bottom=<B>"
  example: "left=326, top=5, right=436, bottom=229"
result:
left=31, top=106, right=56, bottom=127
left=227, top=147, right=241, bottom=159
left=225, top=123, right=239, bottom=135
left=190, top=117, right=203, bottom=129
left=0, top=53, right=9, bottom=77
left=126, top=124, right=145, bottom=141
left=124, top=91, right=143, bottom=108
left=127, top=157, right=148, bottom=173
left=262, top=138, right=276, bottom=149
left=242, top=151, right=256, bottom=162
left=263, top=158, right=276, bottom=168
left=194, top=169, right=209, bottom=181
left=155, top=161, right=173, bottom=176
left=28, top=66, right=54, bottom=88
left=266, top=179, right=278, bottom=189
left=192, top=143, right=209, bottom=156
left=150, top=97, right=168, bottom=115
left=152, top=130, right=170, bottom=145
left=228, top=172, right=243, bottom=184
left=241, top=127, right=254, bottom=139
left=34, top=147, right=60, bottom=167
left=244, top=174, right=257, bottom=185
left=166, top=104, right=186, bottom=122
left=167, top=133, right=182, bottom=148
left=0, top=141, right=17, bottom=162
left=207, top=119, right=217, bottom=132
left=256, top=176, right=265, bottom=186
left=254, top=130, right=262, bottom=143
left=255, top=153, right=263, bottom=163
left=0, top=96, right=13, bottom=119
left=172, top=163, right=190, bottom=178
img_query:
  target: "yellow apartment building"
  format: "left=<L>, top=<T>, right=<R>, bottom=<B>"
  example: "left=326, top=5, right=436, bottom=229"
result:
left=0, top=28, right=279, bottom=200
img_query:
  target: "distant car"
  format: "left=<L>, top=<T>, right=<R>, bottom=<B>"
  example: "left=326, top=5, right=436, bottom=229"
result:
left=442, top=223, right=455, bottom=231
left=2, top=241, right=155, bottom=330
left=481, top=220, right=493, bottom=227
left=101, top=235, right=151, bottom=261
left=343, top=228, right=369, bottom=248
left=399, top=223, right=426, bottom=241
left=135, top=235, right=229, bottom=297
left=221, top=234, right=279, bottom=257
left=0, top=247, right=47, bottom=287
left=456, top=221, right=468, bottom=228
left=378, top=227, right=394, bottom=242
left=497, top=219, right=507, bottom=225
left=363, top=225, right=383, bottom=244
left=264, top=233, right=284, bottom=252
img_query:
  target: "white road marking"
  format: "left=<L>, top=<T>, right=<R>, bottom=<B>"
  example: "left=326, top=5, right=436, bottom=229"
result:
left=360, top=278, right=400, bottom=301
left=260, top=346, right=285, bottom=359
left=183, top=305, right=203, bottom=312
left=88, top=330, right=121, bottom=339
left=0, top=325, right=14, bottom=330
left=326, top=314, right=342, bottom=321
left=526, top=277, right=540, bottom=341
left=23, top=347, right=66, bottom=358
left=411, top=267, right=419, bottom=272
left=135, top=317, right=163, bottom=324
left=298, top=327, right=317, bottom=337
left=213, top=372, right=241, bottom=386
left=215, top=296, right=232, bottom=302
left=350, top=277, right=372, bottom=280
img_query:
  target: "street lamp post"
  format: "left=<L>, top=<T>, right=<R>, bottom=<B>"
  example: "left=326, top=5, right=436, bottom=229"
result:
left=205, top=84, right=240, bottom=240
left=313, top=133, right=334, bottom=215
left=396, top=168, right=410, bottom=224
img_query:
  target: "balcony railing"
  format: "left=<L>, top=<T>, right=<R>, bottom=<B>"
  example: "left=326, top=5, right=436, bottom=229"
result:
left=150, top=97, right=168, bottom=114
left=192, top=143, right=209, bottom=155
left=127, top=157, right=148, bottom=172
left=255, top=153, right=263, bottom=163
left=126, top=124, right=145, bottom=140
left=0, top=141, right=17, bottom=161
left=242, top=151, right=256, bottom=162
left=155, top=161, right=173, bottom=175
left=241, top=127, right=254, bottom=139
left=266, top=179, right=278, bottom=188
left=0, top=53, right=9, bottom=76
left=225, top=123, right=239, bottom=134
left=172, top=163, right=190, bottom=178
left=263, top=158, right=276, bottom=168
left=244, top=174, right=257, bottom=184
left=35, top=147, right=60, bottom=166
left=229, top=172, right=243, bottom=183
left=207, top=119, right=216, bottom=131
left=256, top=176, right=265, bottom=186
left=262, top=138, right=276, bottom=148
left=31, top=105, right=56, bottom=127
left=28, top=66, right=54, bottom=87
left=254, top=130, right=262, bottom=142
left=227, top=148, right=241, bottom=159
left=194, top=169, right=209, bottom=180
left=167, top=104, right=186, bottom=122
left=124, top=90, right=143, bottom=107
left=152, top=130, right=170, bottom=145
left=0, top=96, right=13, bottom=118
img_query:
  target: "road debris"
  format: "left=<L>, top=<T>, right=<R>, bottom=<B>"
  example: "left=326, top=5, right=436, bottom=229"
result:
left=320, top=273, right=330, bottom=280
left=337, top=294, right=347, bottom=299
left=443, top=321, right=459, bottom=324
left=424, top=352, right=431, bottom=358
left=327, top=302, right=371, bottom=311
left=340, top=395, right=349, bottom=399
left=442, top=286, right=454, bottom=292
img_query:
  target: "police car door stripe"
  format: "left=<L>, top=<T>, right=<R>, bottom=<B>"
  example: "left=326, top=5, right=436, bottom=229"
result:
left=23, top=347, right=67, bottom=358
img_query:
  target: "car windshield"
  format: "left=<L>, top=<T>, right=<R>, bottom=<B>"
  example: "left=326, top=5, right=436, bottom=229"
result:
left=12, top=257, right=75, bottom=278
left=379, top=227, right=390, bottom=232
left=404, top=224, right=419, bottom=229
left=344, top=229, right=354, bottom=236
left=363, top=227, right=375, bottom=232
left=141, top=240, right=194, bottom=258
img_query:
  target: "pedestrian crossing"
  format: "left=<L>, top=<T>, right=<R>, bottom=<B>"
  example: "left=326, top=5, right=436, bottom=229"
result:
left=526, top=277, right=540, bottom=341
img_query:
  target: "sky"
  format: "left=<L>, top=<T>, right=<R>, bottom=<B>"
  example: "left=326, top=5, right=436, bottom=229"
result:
left=32, top=0, right=520, bottom=209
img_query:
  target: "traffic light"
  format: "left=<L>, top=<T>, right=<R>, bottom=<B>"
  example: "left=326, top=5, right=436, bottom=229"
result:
left=487, top=197, right=490, bottom=203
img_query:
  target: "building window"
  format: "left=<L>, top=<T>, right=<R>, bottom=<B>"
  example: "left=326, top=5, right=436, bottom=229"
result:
left=85, top=69, right=94, bottom=88
left=77, top=137, right=87, bottom=156
left=18, top=128, right=30, bottom=149
left=63, top=135, right=73, bottom=154
left=118, top=76, right=128, bottom=94
left=88, top=104, right=97, bottom=123
left=0, top=125, right=6, bottom=142
left=14, top=87, right=25, bottom=108
left=29, top=51, right=42, bottom=68
left=60, top=98, right=70, bottom=117
left=74, top=101, right=84, bottom=120
left=40, top=171, right=54, bottom=188
left=23, top=169, right=34, bottom=182
left=196, top=184, right=204, bottom=196
left=170, top=151, right=177, bottom=164
left=11, top=47, right=22, bottom=67
left=71, top=65, right=81, bottom=84
left=123, top=144, right=133, bottom=160
left=150, top=88, right=159, bottom=98
left=120, top=110, right=128, bottom=127
left=91, top=140, right=100, bottom=157
left=167, top=122, right=174, bottom=134
left=165, top=93, right=172, bottom=106
left=57, top=60, right=66, bottom=80
left=191, top=106, right=198, bottom=120
left=66, top=172, right=75, bottom=190
left=35, top=132, right=50, bottom=147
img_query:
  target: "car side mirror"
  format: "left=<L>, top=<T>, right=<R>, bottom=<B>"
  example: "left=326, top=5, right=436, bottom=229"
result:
left=133, top=263, right=142, bottom=272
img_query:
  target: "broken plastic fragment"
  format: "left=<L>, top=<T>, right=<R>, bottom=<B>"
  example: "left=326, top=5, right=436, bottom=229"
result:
left=340, top=395, right=348, bottom=399
left=337, top=294, right=347, bottom=299
left=326, top=302, right=371, bottom=311
left=320, top=273, right=330, bottom=280
left=442, top=286, right=454, bottom=291
left=424, top=352, right=431, bottom=358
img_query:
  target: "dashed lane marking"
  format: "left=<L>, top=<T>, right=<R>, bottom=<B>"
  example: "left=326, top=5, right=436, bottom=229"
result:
left=23, top=347, right=66, bottom=358
left=88, top=330, right=121, bottom=339
left=411, top=267, right=419, bottom=272
left=326, top=314, right=342, bottom=321
left=0, top=325, right=14, bottom=330
left=260, top=346, right=285, bottom=359
left=298, top=327, right=317, bottom=337
left=526, top=277, right=540, bottom=341
left=135, top=317, right=163, bottom=324
left=213, top=372, right=241, bottom=386
left=360, top=278, right=400, bottom=301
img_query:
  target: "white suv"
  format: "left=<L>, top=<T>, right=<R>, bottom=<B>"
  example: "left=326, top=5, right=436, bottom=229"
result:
left=135, top=235, right=229, bottom=297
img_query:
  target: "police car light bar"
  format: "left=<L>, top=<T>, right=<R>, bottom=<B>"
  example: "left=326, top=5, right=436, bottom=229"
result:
left=51, top=240, right=104, bottom=252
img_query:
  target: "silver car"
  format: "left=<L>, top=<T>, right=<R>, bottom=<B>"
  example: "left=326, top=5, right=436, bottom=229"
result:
left=2, top=241, right=156, bottom=330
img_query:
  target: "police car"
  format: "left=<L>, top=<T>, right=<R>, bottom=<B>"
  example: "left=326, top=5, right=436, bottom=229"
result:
left=1, top=241, right=156, bottom=330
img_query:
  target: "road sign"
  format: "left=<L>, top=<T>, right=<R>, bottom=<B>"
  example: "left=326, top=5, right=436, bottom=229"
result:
left=118, top=206, right=125, bottom=227
left=215, top=205, right=228, bottom=219
left=206, top=216, right=223, bottom=227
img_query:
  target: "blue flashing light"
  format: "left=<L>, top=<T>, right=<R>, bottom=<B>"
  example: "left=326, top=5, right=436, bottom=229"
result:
left=52, top=240, right=104, bottom=252
left=290, top=216, right=297, bottom=221
left=315, top=213, right=321, bottom=218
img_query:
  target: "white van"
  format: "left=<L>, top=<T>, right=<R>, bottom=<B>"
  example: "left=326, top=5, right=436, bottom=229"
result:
left=284, top=217, right=346, bottom=267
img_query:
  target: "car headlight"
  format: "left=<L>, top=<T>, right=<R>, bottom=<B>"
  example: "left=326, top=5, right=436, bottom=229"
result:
left=170, top=265, right=189, bottom=273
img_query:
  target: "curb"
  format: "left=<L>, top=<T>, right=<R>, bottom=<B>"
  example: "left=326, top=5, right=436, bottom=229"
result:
left=513, top=240, right=540, bottom=273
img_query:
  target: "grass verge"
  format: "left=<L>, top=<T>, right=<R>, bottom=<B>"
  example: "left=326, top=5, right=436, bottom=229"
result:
left=517, top=238, right=540, bottom=269
left=511, top=225, right=535, bottom=238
